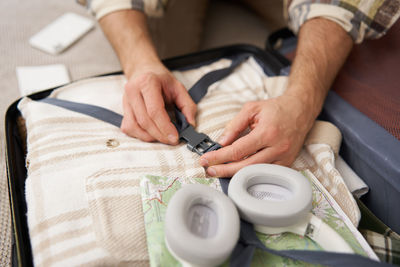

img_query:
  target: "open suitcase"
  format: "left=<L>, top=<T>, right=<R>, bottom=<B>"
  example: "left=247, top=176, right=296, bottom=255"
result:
left=5, top=44, right=399, bottom=266
left=6, top=45, right=287, bottom=266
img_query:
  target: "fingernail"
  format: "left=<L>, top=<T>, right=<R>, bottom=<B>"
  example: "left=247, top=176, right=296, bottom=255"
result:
left=218, top=135, right=227, bottom=144
left=168, top=134, right=178, bottom=144
left=199, top=158, right=208, bottom=167
left=207, top=167, right=216, bottom=177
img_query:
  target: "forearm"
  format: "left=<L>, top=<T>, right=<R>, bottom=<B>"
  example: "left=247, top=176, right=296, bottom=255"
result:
left=99, top=10, right=160, bottom=78
left=286, top=18, right=353, bottom=123
left=99, top=9, right=196, bottom=144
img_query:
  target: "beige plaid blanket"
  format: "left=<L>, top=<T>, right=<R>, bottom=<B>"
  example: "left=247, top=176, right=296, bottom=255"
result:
left=18, top=57, right=361, bottom=266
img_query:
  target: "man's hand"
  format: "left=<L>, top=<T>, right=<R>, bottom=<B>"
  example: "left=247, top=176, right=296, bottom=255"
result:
left=200, top=18, right=353, bottom=177
left=99, top=10, right=196, bottom=144
left=199, top=95, right=313, bottom=177
left=122, top=63, right=196, bottom=144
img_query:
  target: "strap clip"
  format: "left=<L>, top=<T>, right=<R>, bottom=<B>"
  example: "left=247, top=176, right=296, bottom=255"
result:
left=179, top=125, right=221, bottom=155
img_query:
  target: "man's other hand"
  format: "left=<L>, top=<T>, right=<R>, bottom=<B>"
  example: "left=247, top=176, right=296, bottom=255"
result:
left=199, top=95, right=312, bottom=177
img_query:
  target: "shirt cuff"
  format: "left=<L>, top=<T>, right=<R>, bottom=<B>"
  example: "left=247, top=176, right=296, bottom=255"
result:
left=90, top=0, right=144, bottom=20
left=287, top=2, right=358, bottom=42
left=287, top=1, right=400, bottom=44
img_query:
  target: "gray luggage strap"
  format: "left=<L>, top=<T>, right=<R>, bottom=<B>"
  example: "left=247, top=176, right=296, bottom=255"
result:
left=37, top=55, right=391, bottom=267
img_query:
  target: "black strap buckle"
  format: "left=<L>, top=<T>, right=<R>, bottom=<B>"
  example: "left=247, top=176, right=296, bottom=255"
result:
left=179, top=125, right=221, bottom=155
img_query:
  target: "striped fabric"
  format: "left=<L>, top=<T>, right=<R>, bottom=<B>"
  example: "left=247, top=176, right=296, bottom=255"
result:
left=19, top=57, right=361, bottom=266
left=286, top=0, right=400, bottom=43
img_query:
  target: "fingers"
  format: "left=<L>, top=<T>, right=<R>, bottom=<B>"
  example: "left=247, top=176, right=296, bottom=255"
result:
left=200, top=103, right=262, bottom=166
left=141, top=78, right=180, bottom=144
left=122, top=72, right=186, bottom=144
left=200, top=132, right=294, bottom=177
left=121, top=93, right=155, bottom=142
left=171, top=81, right=197, bottom=126
left=198, top=99, right=303, bottom=177
left=131, top=94, right=170, bottom=143
left=201, top=128, right=265, bottom=166
left=218, top=103, right=257, bottom=146
left=204, top=146, right=283, bottom=177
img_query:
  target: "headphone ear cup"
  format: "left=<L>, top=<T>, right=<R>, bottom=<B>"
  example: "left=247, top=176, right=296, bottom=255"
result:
left=228, top=164, right=312, bottom=227
left=165, top=184, right=240, bottom=266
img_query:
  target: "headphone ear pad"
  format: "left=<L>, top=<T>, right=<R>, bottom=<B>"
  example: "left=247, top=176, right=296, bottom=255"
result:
left=165, top=184, right=240, bottom=266
left=228, top=164, right=312, bottom=227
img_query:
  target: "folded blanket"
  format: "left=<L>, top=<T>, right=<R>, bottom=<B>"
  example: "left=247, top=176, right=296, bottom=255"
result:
left=18, top=57, right=362, bottom=266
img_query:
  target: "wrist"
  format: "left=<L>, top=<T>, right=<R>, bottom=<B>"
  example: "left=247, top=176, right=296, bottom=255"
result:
left=99, top=9, right=161, bottom=78
left=124, top=52, right=162, bottom=78
left=279, top=90, right=320, bottom=131
left=120, top=27, right=161, bottom=78
left=285, top=85, right=324, bottom=117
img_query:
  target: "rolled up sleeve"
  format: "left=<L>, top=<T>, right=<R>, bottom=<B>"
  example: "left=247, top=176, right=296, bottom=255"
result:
left=77, top=0, right=168, bottom=20
left=286, top=0, right=400, bottom=43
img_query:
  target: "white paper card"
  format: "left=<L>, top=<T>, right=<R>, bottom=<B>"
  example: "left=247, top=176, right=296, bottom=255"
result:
left=29, top=13, right=94, bottom=55
left=16, top=64, right=71, bottom=96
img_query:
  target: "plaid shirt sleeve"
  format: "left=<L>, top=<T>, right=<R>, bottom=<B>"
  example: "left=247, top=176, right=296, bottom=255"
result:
left=77, top=0, right=167, bottom=20
left=360, top=229, right=400, bottom=265
left=285, top=0, right=400, bottom=43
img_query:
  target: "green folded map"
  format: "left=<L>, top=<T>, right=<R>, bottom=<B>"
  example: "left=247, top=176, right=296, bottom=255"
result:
left=140, top=171, right=376, bottom=266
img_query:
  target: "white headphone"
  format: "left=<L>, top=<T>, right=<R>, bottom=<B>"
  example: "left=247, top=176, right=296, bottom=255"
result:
left=228, top=164, right=353, bottom=253
left=165, top=164, right=353, bottom=267
left=165, top=183, right=240, bottom=267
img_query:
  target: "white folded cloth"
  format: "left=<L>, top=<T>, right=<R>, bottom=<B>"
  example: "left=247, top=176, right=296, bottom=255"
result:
left=336, top=156, right=369, bottom=198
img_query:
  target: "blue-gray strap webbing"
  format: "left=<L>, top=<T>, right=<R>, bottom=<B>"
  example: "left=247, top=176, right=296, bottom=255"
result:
left=37, top=55, right=390, bottom=267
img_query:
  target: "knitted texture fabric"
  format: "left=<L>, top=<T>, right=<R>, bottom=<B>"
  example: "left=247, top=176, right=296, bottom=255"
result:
left=18, top=57, right=361, bottom=266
